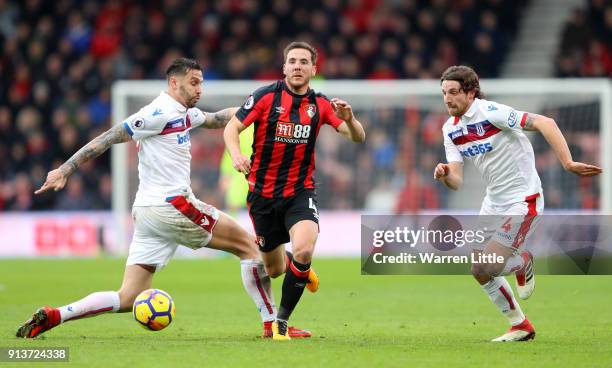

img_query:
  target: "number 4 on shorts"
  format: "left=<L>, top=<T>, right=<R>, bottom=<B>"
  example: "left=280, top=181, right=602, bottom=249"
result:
left=501, top=217, right=512, bottom=233
left=309, top=197, right=318, bottom=217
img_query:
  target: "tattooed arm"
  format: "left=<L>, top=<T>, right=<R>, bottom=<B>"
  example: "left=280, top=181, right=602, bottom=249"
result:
left=523, top=113, right=602, bottom=177
left=199, top=107, right=239, bottom=129
left=35, top=123, right=132, bottom=194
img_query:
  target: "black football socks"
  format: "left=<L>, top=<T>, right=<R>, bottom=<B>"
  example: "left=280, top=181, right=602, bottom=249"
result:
left=277, top=259, right=310, bottom=321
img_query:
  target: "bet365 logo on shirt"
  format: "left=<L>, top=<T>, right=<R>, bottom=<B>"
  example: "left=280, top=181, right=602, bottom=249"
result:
left=177, top=131, right=190, bottom=144
left=275, top=122, right=311, bottom=143
left=461, top=142, right=493, bottom=157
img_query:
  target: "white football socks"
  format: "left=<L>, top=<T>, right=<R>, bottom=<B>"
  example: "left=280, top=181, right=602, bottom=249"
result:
left=482, top=277, right=525, bottom=326
left=240, top=259, right=277, bottom=322
left=58, top=291, right=120, bottom=323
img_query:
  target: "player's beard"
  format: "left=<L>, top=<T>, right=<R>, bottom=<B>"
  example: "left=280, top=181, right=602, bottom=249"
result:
left=448, top=108, right=461, bottom=117
left=186, top=97, right=197, bottom=108
left=447, top=103, right=465, bottom=117
left=180, top=86, right=199, bottom=108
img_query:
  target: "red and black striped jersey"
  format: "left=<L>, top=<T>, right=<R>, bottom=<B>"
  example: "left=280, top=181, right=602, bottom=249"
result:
left=236, top=80, right=344, bottom=199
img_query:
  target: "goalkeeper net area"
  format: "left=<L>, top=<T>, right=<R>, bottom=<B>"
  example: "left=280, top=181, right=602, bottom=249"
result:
left=112, top=79, right=611, bottom=248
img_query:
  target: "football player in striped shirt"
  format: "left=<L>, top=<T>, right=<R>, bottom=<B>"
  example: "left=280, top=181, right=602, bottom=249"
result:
left=224, top=41, right=366, bottom=340
left=434, top=65, right=602, bottom=341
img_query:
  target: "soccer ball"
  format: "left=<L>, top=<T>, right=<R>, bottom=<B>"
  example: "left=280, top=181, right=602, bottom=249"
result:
left=133, top=289, right=176, bottom=331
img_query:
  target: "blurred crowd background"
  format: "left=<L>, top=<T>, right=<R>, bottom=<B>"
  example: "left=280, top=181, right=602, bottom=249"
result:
left=0, top=0, right=609, bottom=211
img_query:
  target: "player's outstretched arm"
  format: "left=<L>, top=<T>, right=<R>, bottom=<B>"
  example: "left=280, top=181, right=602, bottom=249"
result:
left=523, top=113, right=603, bottom=177
left=223, top=116, right=251, bottom=175
left=434, top=161, right=464, bottom=190
left=35, top=123, right=132, bottom=194
left=201, top=107, right=239, bottom=129
left=331, top=98, right=366, bottom=143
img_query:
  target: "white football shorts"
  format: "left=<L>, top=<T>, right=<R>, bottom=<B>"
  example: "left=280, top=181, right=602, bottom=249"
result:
left=126, top=192, right=220, bottom=271
left=475, top=193, right=544, bottom=254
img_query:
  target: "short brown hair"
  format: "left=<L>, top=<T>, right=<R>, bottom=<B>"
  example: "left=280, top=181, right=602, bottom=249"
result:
left=283, top=41, right=318, bottom=65
left=166, top=57, right=201, bottom=79
left=440, top=65, right=483, bottom=98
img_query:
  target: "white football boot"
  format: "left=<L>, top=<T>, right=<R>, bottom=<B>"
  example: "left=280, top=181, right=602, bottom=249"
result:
left=492, top=318, right=535, bottom=342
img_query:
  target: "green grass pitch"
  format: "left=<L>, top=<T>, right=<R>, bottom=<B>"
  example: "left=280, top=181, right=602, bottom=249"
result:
left=1, top=258, right=611, bottom=367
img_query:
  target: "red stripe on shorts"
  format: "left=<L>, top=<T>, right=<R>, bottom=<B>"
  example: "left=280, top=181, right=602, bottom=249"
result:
left=166, top=196, right=217, bottom=233
left=511, top=194, right=539, bottom=249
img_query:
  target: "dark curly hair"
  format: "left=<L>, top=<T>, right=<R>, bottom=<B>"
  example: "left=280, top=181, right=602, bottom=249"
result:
left=440, top=65, right=484, bottom=99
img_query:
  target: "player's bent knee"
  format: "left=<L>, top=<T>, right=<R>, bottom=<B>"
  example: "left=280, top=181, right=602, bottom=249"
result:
left=210, top=213, right=259, bottom=260
left=292, top=246, right=314, bottom=264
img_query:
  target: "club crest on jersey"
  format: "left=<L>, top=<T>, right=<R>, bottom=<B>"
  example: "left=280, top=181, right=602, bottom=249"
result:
left=243, top=95, right=254, bottom=109
left=475, top=122, right=485, bottom=136
left=256, top=235, right=265, bottom=248
left=306, top=104, right=317, bottom=118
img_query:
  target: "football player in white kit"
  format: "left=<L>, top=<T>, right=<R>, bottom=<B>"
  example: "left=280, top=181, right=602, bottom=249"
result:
left=16, top=58, right=310, bottom=339
left=434, top=66, right=602, bottom=342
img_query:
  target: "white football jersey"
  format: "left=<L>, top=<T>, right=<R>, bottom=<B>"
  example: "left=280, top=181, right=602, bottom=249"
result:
left=442, top=98, right=542, bottom=206
left=123, top=91, right=206, bottom=206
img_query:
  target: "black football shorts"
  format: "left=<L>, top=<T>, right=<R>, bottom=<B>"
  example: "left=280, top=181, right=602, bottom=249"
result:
left=247, top=189, right=320, bottom=252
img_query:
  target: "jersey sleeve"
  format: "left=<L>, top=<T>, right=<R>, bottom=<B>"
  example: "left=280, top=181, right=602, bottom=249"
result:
left=123, top=104, right=167, bottom=141
left=187, top=108, right=207, bottom=129
left=484, top=101, right=528, bottom=132
left=443, top=127, right=464, bottom=163
left=235, top=85, right=272, bottom=127
left=321, top=100, right=345, bottom=130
